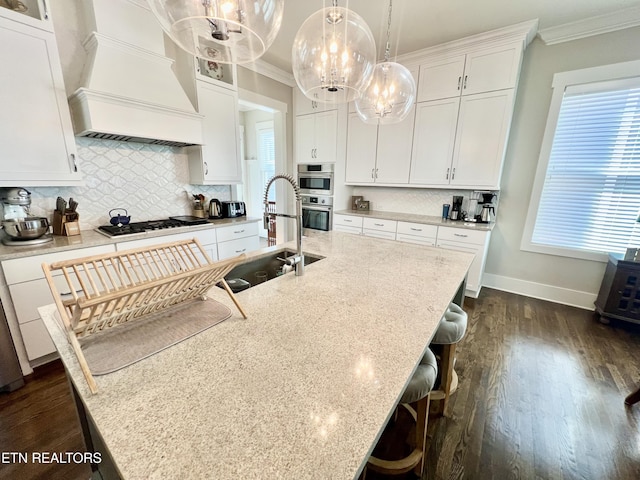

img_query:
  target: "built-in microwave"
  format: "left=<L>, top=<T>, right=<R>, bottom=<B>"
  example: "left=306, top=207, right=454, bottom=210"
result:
left=298, top=164, right=334, bottom=196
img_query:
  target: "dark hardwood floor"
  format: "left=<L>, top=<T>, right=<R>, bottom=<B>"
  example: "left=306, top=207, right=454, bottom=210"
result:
left=1, top=288, right=639, bottom=480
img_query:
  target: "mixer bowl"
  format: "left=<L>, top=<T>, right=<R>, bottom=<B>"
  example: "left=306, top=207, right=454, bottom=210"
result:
left=2, top=217, right=49, bottom=240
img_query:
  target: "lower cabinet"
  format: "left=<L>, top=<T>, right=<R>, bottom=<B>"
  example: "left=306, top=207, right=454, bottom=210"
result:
left=217, top=222, right=260, bottom=260
left=1, top=244, right=116, bottom=363
left=436, top=226, right=491, bottom=297
left=115, top=229, right=218, bottom=262
left=333, top=214, right=490, bottom=297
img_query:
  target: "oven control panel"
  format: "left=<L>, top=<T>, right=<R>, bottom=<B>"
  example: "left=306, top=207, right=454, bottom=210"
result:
left=301, top=195, right=333, bottom=206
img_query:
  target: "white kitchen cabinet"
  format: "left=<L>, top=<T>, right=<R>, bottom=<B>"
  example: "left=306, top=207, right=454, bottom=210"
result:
left=396, top=222, right=438, bottom=246
left=333, top=214, right=363, bottom=234
left=411, top=89, right=514, bottom=188
left=1, top=244, right=116, bottom=363
left=294, top=87, right=335, bottom=116
left=295, top=110, right=338, bottom=164
left=0, top=7, right=82, bottom=187
left=116, top=229, right=219, bottom=262
left=362, top=217, right=397, bottom=240
left=436, top=226, right=491, bottom=297
left=417, top=42, right=522, bottom=102
left=345, top=108, right=415, bottom=185
left=188, top=80, right=242, bottom=184
left=216, top=222, right=260, bottom=260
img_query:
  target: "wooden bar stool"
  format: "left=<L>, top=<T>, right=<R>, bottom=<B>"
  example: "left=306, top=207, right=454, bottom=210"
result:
left=366, top=348, right=438, bottom=478
left=430, top=303, right=468, bottom=416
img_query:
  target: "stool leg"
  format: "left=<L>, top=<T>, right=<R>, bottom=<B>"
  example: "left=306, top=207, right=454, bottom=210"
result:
left=433, top=343, right=456, bottom=416
left=413, top=394, right=430, bottom=476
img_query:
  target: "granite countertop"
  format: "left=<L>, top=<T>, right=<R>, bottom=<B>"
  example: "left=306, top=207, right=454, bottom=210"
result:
left=0, top=217, right=261, bottom=261
left=39, top=230, right=474, bottom=480
left=334, top=209, right=495, bottom=231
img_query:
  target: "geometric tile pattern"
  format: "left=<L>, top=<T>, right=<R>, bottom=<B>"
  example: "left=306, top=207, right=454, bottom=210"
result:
left=26, top=138, right=232, bottom=230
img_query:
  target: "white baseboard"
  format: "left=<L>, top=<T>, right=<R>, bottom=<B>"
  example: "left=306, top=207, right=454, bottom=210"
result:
left=482, top=273, right=597, bottom=310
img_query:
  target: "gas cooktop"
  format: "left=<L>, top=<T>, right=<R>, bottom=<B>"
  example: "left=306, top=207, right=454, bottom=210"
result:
left=97, top=217, right=209, bottom=237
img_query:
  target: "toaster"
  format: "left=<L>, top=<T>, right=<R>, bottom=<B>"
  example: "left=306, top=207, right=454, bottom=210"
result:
left=221, top=201, right=246, bottom=218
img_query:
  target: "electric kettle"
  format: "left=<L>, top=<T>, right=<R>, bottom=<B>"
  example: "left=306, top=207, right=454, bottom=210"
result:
left=480, top=205, right=495, bottom=223
left=208, top=199, right=223, bottom=219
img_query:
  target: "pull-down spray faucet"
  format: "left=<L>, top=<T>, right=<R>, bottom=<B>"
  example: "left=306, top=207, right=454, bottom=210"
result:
left=263, top=174, right=304, bottom=276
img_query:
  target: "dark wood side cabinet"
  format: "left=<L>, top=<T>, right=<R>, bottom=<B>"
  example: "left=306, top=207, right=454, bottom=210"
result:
left=594, top=253, right=640, bottom=325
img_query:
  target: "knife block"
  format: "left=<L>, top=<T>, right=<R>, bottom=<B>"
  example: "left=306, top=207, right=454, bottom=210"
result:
left=53, top=210, right=80, bottom=236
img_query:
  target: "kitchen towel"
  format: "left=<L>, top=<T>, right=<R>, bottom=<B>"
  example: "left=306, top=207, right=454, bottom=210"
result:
left=80, top=298, right=232, bottom=375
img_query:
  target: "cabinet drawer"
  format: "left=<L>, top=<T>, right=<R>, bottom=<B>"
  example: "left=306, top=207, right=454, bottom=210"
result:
left=334, top=225, right=362, bottom=235
left=363, top=229, right=396, bottom=240
left=218, top=236, right=260, bottom=260
left=437, top=226, right=488, bottom=246
left=216, top=222, right=259, bottom=243
left=363, top=218, right=397, bottom=233
left=396, top=233, right=436, bottom=246
left=115, top=229, right=217, bottom=251
left=396, top=222, right=438, bottom=238
left=334, top=214, right=363, bottom=229
left=2, top=244, right=115, bottom=284
left=19, top=318, right=56, bottom=361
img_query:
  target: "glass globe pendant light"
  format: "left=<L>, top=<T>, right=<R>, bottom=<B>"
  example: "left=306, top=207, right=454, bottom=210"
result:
left=355, top=0, right=416, bottom=124
left=148, top=0, right=284, bottom=64
left=292, top=0, right=376, bottom=104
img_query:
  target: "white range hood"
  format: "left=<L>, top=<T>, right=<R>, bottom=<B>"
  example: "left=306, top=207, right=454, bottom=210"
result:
left=68, top=0, right=203, bottom=147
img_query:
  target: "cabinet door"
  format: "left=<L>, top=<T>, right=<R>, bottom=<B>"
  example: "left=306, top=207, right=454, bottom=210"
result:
left=294, top=87, right=334, bottom=116
left=190, top=82, right=241, bottom=184
left=436, top=240, right=483, bottom=292
left=376, top=106, right=415, bottom=184
left=0, top=15, right=81, bottom=186
left=417, top=55, right=466, bottom=102
left=409, top=98, right=459, bottom=185
left=295, top=114, right=317, bottom=164
left=451, top=89, right=514, bottom=188
left=314, top=110, right=338, bottom=163
left=462, top=43, right=522, bottom=96
left=345, top=113, right=377, bottom=184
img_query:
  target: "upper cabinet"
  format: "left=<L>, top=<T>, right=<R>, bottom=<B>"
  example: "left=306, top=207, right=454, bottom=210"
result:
left=187, top=80, right=242, bottom=185
left=294, top=87, right=339, bottom=164
left=344, top=19, right=536, bottom=190
left=417, top=43, right=522, bottom=102
left=0, top=4, right=82, bottom=187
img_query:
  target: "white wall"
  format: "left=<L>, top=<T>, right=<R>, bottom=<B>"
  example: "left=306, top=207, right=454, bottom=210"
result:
left=484, top=26, right=640, bottom=308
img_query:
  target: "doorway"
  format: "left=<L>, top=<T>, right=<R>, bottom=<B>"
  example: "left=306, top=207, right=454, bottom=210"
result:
left=236, top=89, right=288, bottom=245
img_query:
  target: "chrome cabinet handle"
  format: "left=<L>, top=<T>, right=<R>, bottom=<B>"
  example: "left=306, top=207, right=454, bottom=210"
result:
left=452, top=167, right=456, bottom=179
left=375, top=168, right=379, bottom=179
left=204, top=161, right=208, bottom=175
left=410, top=227, right=422, bottom=232
left=457, top=76, right=462, bottom=90
left=446, top=167, right=450, bottom=180
left=235, top=248, right=247, bottom=253
left=371, top=168, right=375, bottom=179
left=233, top=229, right=245, bottom=234
left=70, top=153, right=78, bottom=172
left=42, top=0, right=49, bottom=19
left=463, top=75, right=468, bottom=89
left=374, top=223, right=384, bottom=227
left=454, top=233, right=468, bottom=237
left=344, top=219, right=353, bottom=223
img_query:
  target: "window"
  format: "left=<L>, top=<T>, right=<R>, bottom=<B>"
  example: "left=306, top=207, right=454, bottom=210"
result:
left=522, top=60, right=640, bottom=261
left=256, top=121, right=275, bottom=201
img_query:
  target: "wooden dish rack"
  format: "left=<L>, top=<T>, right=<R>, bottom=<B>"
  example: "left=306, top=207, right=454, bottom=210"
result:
left=42, top=238, right=247, bottom=394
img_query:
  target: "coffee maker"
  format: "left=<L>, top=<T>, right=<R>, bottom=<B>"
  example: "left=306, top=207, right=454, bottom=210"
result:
left=477, top=192, right=496, bottom=223
left=450, top=196, right=463, bottom=220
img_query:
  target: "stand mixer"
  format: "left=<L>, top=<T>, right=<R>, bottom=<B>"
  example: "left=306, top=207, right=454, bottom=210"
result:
left=0, top=188, right=52, bottom=246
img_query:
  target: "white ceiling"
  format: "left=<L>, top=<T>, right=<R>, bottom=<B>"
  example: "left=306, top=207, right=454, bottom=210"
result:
left=260, top=0, right=640, bottom=73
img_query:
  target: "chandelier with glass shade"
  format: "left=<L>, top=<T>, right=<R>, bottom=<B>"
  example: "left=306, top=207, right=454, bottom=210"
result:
left=292, top=0, right=377, bottom=104
left=147, top=0, right=285, bottom=64
left=355, top=0, right=416, bottom=124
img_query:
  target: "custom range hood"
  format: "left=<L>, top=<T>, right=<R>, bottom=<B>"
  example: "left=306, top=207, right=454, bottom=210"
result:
left=68, top=0, right=202, bottom=147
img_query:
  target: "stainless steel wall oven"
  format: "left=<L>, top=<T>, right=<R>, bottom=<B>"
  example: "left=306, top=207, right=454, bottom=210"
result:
left=302, top=195, right=333, bottom=232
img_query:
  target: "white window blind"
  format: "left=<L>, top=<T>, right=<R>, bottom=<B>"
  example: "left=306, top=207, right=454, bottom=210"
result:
left=532, top=77, right=640, bottom=255
left=257, top=122, right=275, bottom=201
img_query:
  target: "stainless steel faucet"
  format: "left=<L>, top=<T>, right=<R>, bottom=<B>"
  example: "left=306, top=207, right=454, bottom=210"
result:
left=263, top=173, right=305, bottom=276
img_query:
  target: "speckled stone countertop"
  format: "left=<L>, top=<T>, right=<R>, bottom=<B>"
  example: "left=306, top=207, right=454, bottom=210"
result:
left=0, top=217, right=261, bottom=261
left=39, top=230, right=474, bottom=480
left=334, top=209, right=494, bottom=231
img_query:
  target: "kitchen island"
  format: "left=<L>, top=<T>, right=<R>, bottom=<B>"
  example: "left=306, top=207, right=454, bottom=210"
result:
left=39, top=230, right=474, bottom=479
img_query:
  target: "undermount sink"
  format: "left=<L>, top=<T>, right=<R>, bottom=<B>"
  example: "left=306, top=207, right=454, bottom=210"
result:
left=221, top=249, right=324, bottom=291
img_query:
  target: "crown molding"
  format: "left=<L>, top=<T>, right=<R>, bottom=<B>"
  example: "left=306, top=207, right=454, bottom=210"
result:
left=538, top=5, right=640, bottom=45
left=240, top=59, right=296, bottom=87
left=396, top=19, right=539, bottom=66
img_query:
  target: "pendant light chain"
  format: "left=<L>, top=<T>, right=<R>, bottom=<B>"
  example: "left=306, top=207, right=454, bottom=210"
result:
left=384, top=0, right=393, bottom=62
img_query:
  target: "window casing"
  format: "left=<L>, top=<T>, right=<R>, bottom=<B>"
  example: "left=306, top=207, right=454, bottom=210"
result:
left=522, top=60, right=640, bottom=262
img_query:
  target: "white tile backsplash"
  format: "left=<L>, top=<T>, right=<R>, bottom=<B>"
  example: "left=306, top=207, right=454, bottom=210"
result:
left=352, top=186, right=482, bottom=217
left=24, top=138, right=231, bottom=229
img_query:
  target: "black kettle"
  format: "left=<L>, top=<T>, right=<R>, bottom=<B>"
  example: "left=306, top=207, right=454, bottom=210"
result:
left=208, top=199, right=223, bottom=219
